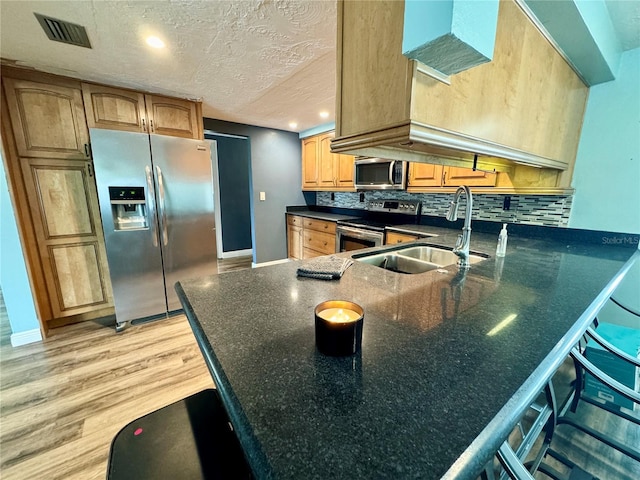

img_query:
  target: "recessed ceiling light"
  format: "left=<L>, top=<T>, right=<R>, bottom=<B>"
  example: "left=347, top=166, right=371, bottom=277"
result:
left=289, top=122, right=298, bottom=129
left=146, top=36, right=165, bottom=49
left=319, top=111, right=329, bottom=119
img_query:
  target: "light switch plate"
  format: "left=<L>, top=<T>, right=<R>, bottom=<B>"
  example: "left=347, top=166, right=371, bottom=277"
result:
left=259, top=191, right=266, bottom=201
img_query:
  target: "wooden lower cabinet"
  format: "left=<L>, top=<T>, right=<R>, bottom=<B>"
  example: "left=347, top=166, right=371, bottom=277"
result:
left=20, top=158, right=113, bottom=320
left=287, top=215, right=336, bottom=259
left=287, top=217, right=303, bottom=260
left=385, top=231, right=419, bottom=245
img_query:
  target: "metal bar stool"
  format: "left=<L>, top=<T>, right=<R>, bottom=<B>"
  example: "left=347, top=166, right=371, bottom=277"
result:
left=107, top=389, right=252, bottom=479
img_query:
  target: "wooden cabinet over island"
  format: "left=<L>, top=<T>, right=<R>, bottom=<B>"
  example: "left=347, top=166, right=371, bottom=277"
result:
left=332, top=0, right=589, bottom=193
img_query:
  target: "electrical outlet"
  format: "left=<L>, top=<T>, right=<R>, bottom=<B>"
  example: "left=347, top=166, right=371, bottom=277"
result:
left=359, top=193, right=365, bottom=202
left=503, top=196, right=511, bottom=211
left=331, top=192, right=335, bottom=201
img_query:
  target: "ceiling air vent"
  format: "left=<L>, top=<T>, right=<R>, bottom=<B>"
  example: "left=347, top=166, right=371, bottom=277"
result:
left=34, top=13, right=92, bottom=48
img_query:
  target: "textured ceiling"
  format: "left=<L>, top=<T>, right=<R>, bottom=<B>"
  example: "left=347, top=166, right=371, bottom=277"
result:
left=0, top=0, right=336, bottom=133
left=0, top=1, right=637, bottom=134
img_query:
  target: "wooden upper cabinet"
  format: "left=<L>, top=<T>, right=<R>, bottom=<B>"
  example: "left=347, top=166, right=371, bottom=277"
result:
left=407, top=163, right=496, bottom=189
left=144, top=95, right=200, bottom=139
left=408, top=163, right=444, bottom=188
left=318, top=133, right=337, bottom=188
left=82, top=83, right=147, bottom=133
left=302, top=136, right=320, bottom=188
left=443, top=166, right=497, bottom=187
left=82, top=83, right=202, bottom=139
left=3, top=77, right=90, bottom=160
left=336, top=153, right=355, bottom=189
left=302, top=131, right=355, bottom=191
left=335, top=0, right=589, bottom=185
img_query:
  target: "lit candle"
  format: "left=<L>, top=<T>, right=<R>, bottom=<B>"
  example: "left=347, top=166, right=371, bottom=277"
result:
left=315, top=301, right=364, bottom=356
left=317, top=308, right=361, bottom=323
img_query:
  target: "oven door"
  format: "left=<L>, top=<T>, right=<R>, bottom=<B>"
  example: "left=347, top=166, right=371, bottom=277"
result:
left=336, top=225, right=384, bottom=253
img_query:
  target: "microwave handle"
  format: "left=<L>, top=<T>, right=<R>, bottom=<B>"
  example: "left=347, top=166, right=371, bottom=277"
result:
left=388, top=161, right=396, bottom=184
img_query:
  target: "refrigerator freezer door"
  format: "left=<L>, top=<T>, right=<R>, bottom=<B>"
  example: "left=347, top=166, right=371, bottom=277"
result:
left=90, top=129, right=168, bottom=323
left=150, top=135, right=218, bottom=312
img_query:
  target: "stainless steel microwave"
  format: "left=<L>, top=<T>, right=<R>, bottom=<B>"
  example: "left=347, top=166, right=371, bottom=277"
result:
left=354, top=158, right=407, bottom=190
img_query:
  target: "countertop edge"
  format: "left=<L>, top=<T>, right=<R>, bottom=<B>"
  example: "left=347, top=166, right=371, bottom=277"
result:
left=175, top=281, right=274, bottom=479
left=442, top=248, right=640, bottom=479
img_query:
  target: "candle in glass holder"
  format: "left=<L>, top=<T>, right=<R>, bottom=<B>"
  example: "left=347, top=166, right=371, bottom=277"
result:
left=315, top=300, right=364, bottom=356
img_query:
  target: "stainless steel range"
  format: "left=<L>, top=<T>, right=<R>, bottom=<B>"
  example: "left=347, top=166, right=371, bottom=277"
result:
left=336, top=200, right=421, bottom=253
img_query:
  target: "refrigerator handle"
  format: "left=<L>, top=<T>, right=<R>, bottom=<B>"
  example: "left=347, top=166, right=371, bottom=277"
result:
left=145, top=166, right=159, bottom=248
left=155, top=165, right=169, bottom=246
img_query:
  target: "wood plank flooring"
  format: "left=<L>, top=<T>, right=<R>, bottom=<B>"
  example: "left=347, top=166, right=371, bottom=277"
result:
left=0, top=256, right=252, bottom=480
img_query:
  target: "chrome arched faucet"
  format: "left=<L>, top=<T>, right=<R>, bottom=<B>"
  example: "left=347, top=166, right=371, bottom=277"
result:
left=446, top=185, right=473, bottom=269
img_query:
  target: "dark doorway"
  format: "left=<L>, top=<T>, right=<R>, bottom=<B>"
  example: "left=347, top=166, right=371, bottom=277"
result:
left=206, top=133, right=252, bottom=254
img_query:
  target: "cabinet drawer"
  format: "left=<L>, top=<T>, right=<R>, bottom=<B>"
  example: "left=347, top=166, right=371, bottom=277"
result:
left=287, top=215, right=303, bottom=227
left=302, top=247, right=323, bottom=260
left=385, top=231, right=419, bottom=245
left=303, top=230, right=335, bottom=254
left=303, top=218, right=336, bottom=234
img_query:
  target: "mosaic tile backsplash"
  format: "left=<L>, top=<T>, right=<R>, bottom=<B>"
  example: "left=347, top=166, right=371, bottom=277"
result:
left=316, top=191, right=572, bottom=227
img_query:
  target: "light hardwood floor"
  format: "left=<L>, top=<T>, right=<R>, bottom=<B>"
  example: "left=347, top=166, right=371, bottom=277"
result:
left=0, top=256, right=252, bottom=480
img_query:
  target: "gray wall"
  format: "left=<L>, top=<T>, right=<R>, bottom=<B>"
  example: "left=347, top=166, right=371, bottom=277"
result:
left=203, top=118, right=306, bottom=264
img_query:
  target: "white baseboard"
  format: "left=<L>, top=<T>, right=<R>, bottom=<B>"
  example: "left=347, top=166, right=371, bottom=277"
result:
left=10, top=328, right=42, bottom=347
left=252, top=258, right=291, bottom=268
left=220, top=249, right=253, bottom=259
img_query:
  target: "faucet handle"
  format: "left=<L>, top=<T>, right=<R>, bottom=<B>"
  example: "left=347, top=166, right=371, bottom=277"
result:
left=454, top=234, right=463, bottom=250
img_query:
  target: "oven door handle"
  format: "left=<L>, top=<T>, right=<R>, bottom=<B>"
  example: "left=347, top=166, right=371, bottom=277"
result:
left=337, top=226, right=384, bottom=241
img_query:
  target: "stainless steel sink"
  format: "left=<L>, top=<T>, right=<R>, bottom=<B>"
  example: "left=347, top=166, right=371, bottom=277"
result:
left=398, top=246, right=487, bottom=266
left=353, top=243, right=489, bottom=274
left=356, top=253, right=441, bottom=274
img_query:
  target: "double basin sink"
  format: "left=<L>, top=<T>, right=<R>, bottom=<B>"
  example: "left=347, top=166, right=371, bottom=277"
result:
left=353, top=243, right=489, bottom=274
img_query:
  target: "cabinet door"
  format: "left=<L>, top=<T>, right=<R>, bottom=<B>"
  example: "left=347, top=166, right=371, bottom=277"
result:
left=3, top=77, right=90, bottom=159
left=82, top=83, right=147, bottom=133
left=318, top=133, right=336, bottom=188
left=302, top=136, right=319, bottom=189
left=20, top=158, right=113, bottom=318
left=443, top=166, right=497, bottom=187
left=287, top=224, right=303, bottom=260
left=335, top=153, right=355, bottom=189
left=408, top=163, right=444, bottom=187
left=144, top=95, right=200, bottom=139
left=385, top=231, right=418, bottom=245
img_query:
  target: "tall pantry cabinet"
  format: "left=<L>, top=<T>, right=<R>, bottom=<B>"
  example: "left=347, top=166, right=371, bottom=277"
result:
left=1, top=67, right=203, bottom=336
left=2, top=70, right=113, bottom=331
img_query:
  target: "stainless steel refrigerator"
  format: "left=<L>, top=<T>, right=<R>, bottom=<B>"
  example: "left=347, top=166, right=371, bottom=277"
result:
left=90, top=129, right=217, bottom=331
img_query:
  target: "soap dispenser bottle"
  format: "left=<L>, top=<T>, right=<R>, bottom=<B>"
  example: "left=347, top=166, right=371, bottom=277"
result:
left=496, top=223, right=508, bottom=257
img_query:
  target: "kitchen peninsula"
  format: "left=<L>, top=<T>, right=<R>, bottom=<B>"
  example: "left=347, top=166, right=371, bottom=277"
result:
left=176, top=228, right=638, bottom=479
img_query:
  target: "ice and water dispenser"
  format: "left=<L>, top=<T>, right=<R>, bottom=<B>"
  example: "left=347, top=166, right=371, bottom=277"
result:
left=108, top=187, right=149, bottom=230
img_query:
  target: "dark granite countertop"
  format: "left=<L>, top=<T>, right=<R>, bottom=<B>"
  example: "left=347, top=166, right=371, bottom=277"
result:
left=176, top=230, right=638, bottom=479
left=285, top=209, right=360, bottom=222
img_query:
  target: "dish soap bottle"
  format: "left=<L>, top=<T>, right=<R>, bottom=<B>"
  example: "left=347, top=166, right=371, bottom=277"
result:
left=496, top=224, right=508, bottom=257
